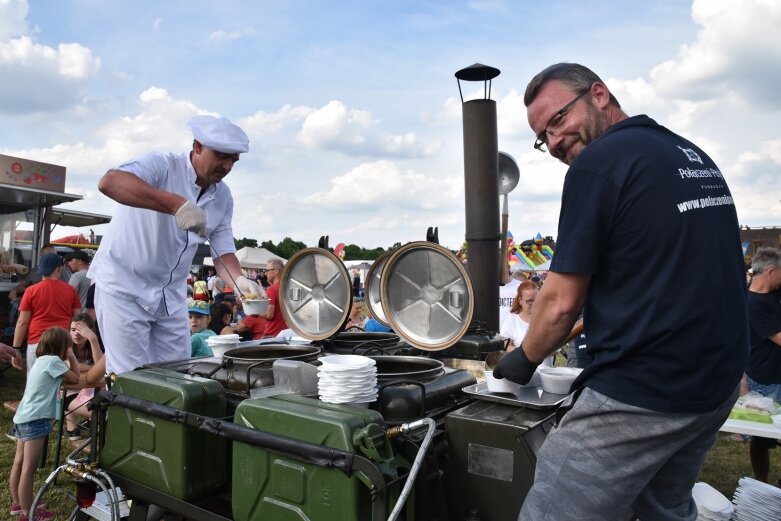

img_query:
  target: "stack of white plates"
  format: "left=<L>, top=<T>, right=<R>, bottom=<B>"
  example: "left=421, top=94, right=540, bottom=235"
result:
left=732, top=476, right=781, bottom=520
left=206, top=334, right=240, bottom=356
left=318, top=355, right=378, bottom=405
left=692, top=482, right=732, bottom=520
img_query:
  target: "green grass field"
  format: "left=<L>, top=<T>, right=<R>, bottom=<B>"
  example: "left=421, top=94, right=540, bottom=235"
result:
left=0, top=364, right=778, bottom=518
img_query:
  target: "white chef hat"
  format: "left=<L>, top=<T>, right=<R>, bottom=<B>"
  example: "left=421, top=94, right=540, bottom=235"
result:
left=187, top=115, right=249, bottom=154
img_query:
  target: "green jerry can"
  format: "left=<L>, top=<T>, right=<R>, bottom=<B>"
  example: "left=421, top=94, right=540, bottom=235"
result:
left=100, top=367, right=227, bottom=500
left=232, top=395, right=404, bottom=521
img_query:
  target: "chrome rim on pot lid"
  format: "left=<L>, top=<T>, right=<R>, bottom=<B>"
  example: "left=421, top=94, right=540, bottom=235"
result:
left=365, top=251, right=391, bottom=327
left=380, top=241, right=474, bottom=351
left=278, top=248, right=352, bottom=341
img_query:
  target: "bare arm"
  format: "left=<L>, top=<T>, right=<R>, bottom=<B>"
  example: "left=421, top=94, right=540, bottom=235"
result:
left=74, top=321, right=103, bottom=372
left=12, top=310, right=30, bottom=349
left=522, top=272, right=590, bottom=363
left=768, top=331, right=781, bottom=347
left=98, top=170, right=187, bottom=215
left=85, top=357, right=106, bottom=387
left=62, top=350, right=81, bottom=385
left=214, top=253, right=243, bottom=289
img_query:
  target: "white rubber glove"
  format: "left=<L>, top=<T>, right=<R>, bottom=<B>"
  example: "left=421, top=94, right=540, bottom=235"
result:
left=174, top=200, right=207, bottom=237
left=235, top=275, right=267, bottom=299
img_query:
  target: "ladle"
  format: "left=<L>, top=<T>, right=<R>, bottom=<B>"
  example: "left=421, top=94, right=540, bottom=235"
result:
left=498, top=152, right=520, bottom=283
left=208, top=243, right=245, bottom=298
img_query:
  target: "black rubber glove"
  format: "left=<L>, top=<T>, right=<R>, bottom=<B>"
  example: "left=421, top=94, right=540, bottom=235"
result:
left=493, top=344, right=539, bottom=385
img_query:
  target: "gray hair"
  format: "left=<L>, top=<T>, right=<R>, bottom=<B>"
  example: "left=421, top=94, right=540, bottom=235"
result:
left=267, top=259, right=284, bottom=271
left=752, top=247, right=781, bottom=275
left=524, top=63, right=620, bottom=108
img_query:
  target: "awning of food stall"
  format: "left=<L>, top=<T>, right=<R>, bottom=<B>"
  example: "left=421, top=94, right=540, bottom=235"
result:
left=50, top=208, right=111, bottom=228
left=0, top=183, right=82, bottom=214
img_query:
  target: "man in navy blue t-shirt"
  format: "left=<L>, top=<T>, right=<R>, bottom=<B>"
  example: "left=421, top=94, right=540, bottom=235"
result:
left=745, top=247, right=781, bottom=485
left=494, top=63, right=748, bottom=521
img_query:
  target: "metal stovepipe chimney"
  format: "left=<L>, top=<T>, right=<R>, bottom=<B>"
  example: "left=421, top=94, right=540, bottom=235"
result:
left=456, top=63, right=500, bottom=332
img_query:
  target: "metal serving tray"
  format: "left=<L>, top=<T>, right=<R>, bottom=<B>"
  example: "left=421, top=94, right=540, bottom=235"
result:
left=462, top=382, right=569, bottom=410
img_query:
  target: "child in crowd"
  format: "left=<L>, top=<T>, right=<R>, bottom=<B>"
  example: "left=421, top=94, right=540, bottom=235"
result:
left=189, top=299, right=215, bottom=357
left=9, top=327, right=80, bottom=521
left=209, top=303, right=235, bottom=336
left=344, top=298, right=366, bottom=331
left=64, top=314, right=105, bottom=440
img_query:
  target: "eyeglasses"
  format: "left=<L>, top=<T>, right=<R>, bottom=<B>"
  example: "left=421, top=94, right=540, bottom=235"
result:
left=533, top=88, right=591, bottom=152
left=524, top=299, right=536, bottom=305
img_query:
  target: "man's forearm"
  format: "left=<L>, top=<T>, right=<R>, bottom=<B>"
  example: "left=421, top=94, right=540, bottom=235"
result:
left=523, top=296, right=581, bottom=363
left=521, top=272, right=590, bottom=363
left=99, top=170, right=185, bottom=215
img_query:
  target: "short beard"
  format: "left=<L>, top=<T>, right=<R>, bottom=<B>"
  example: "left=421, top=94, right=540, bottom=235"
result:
left=557, top=101, right=609, bottom=165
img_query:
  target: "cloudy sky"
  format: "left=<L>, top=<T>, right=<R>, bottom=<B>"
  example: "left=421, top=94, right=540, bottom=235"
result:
left=1, top=0, right=779, bottom=251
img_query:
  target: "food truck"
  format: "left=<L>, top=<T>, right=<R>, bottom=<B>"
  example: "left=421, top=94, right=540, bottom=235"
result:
left=0, top=152, right=110, bottom=321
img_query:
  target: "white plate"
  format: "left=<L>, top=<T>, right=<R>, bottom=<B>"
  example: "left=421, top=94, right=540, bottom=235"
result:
left=317, top=366, right=376, bottom=376
left=319, top=355, right=376, bottom=369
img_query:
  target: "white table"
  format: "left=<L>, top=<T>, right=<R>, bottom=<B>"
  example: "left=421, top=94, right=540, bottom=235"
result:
left=720, top=419, right=781, bottom=439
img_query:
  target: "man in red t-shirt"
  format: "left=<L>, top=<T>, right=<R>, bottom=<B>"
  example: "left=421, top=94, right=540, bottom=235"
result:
left=13, top=253, right=81, bottom=373
left=261, top=259, right=288, bottom=337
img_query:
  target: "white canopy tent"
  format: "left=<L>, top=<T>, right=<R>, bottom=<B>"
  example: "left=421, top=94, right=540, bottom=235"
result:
left=203, top=246, right=286, bottom=269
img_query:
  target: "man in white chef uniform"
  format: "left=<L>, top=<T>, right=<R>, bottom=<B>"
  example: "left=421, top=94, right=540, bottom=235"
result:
left=88, top=115, right=264, bottom=374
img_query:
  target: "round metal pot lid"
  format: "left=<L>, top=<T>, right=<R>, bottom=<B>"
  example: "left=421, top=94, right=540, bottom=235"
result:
left=278, top=248, right=352, bottom=341
left=365, top=252, right=391, bottom=327
left=380, top=241, right=474, bottom=351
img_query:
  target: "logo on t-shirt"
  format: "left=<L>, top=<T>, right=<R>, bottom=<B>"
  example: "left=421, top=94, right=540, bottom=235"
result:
left=677, top=146, right=703, bottom=165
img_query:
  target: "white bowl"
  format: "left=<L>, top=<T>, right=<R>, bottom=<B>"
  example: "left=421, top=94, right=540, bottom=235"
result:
left=243, top=299, right=269, bottom=316
left=207, top=334, right=241, bottom=344
left=538, top=367, right=582, bottom=395
left=484, top=370, right=522, bottom=394
left=772, top=415, right=781, bottom=427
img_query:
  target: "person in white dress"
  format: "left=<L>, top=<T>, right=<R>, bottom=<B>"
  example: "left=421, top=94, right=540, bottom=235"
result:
left=500, top=281, right=538, bottom=352
left=500, top=281, right=555, bottom=367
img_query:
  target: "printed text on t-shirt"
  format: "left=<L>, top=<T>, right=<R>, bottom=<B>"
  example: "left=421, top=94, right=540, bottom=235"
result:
left=677, top=194, right=734, bottom=213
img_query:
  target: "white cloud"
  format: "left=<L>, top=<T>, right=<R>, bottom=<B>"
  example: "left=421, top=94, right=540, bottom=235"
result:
left=298, top=159, right=462, bottom=211
left=57, top=42, right=100, bottom=79
left=239, top=104, right=314, bottom=139
left=3, top=87, right=202, bottom=188
left=208, top=29, right=254, bottom=43
left=496, top=88, right=529, bottom=140
left=650, top=0, right=781, bottom=106
left=729, top=139, right=781, bottom=225
left=0, top=0, right=29, bottom=40
left=297, top=100, right=438, bottom=157
left=0, top=3, right=100, bottom=114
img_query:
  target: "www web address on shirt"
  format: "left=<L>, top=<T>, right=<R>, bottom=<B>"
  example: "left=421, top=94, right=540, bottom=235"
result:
left=677, top=194, right=734, bottom=213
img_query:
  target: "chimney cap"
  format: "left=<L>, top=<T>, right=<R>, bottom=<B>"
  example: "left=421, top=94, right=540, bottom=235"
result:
left=455, top=63, right=501, bottom=82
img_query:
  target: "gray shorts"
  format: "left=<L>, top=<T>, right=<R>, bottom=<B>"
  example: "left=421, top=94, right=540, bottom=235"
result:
left=519, top=385, right=739, bottom=521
